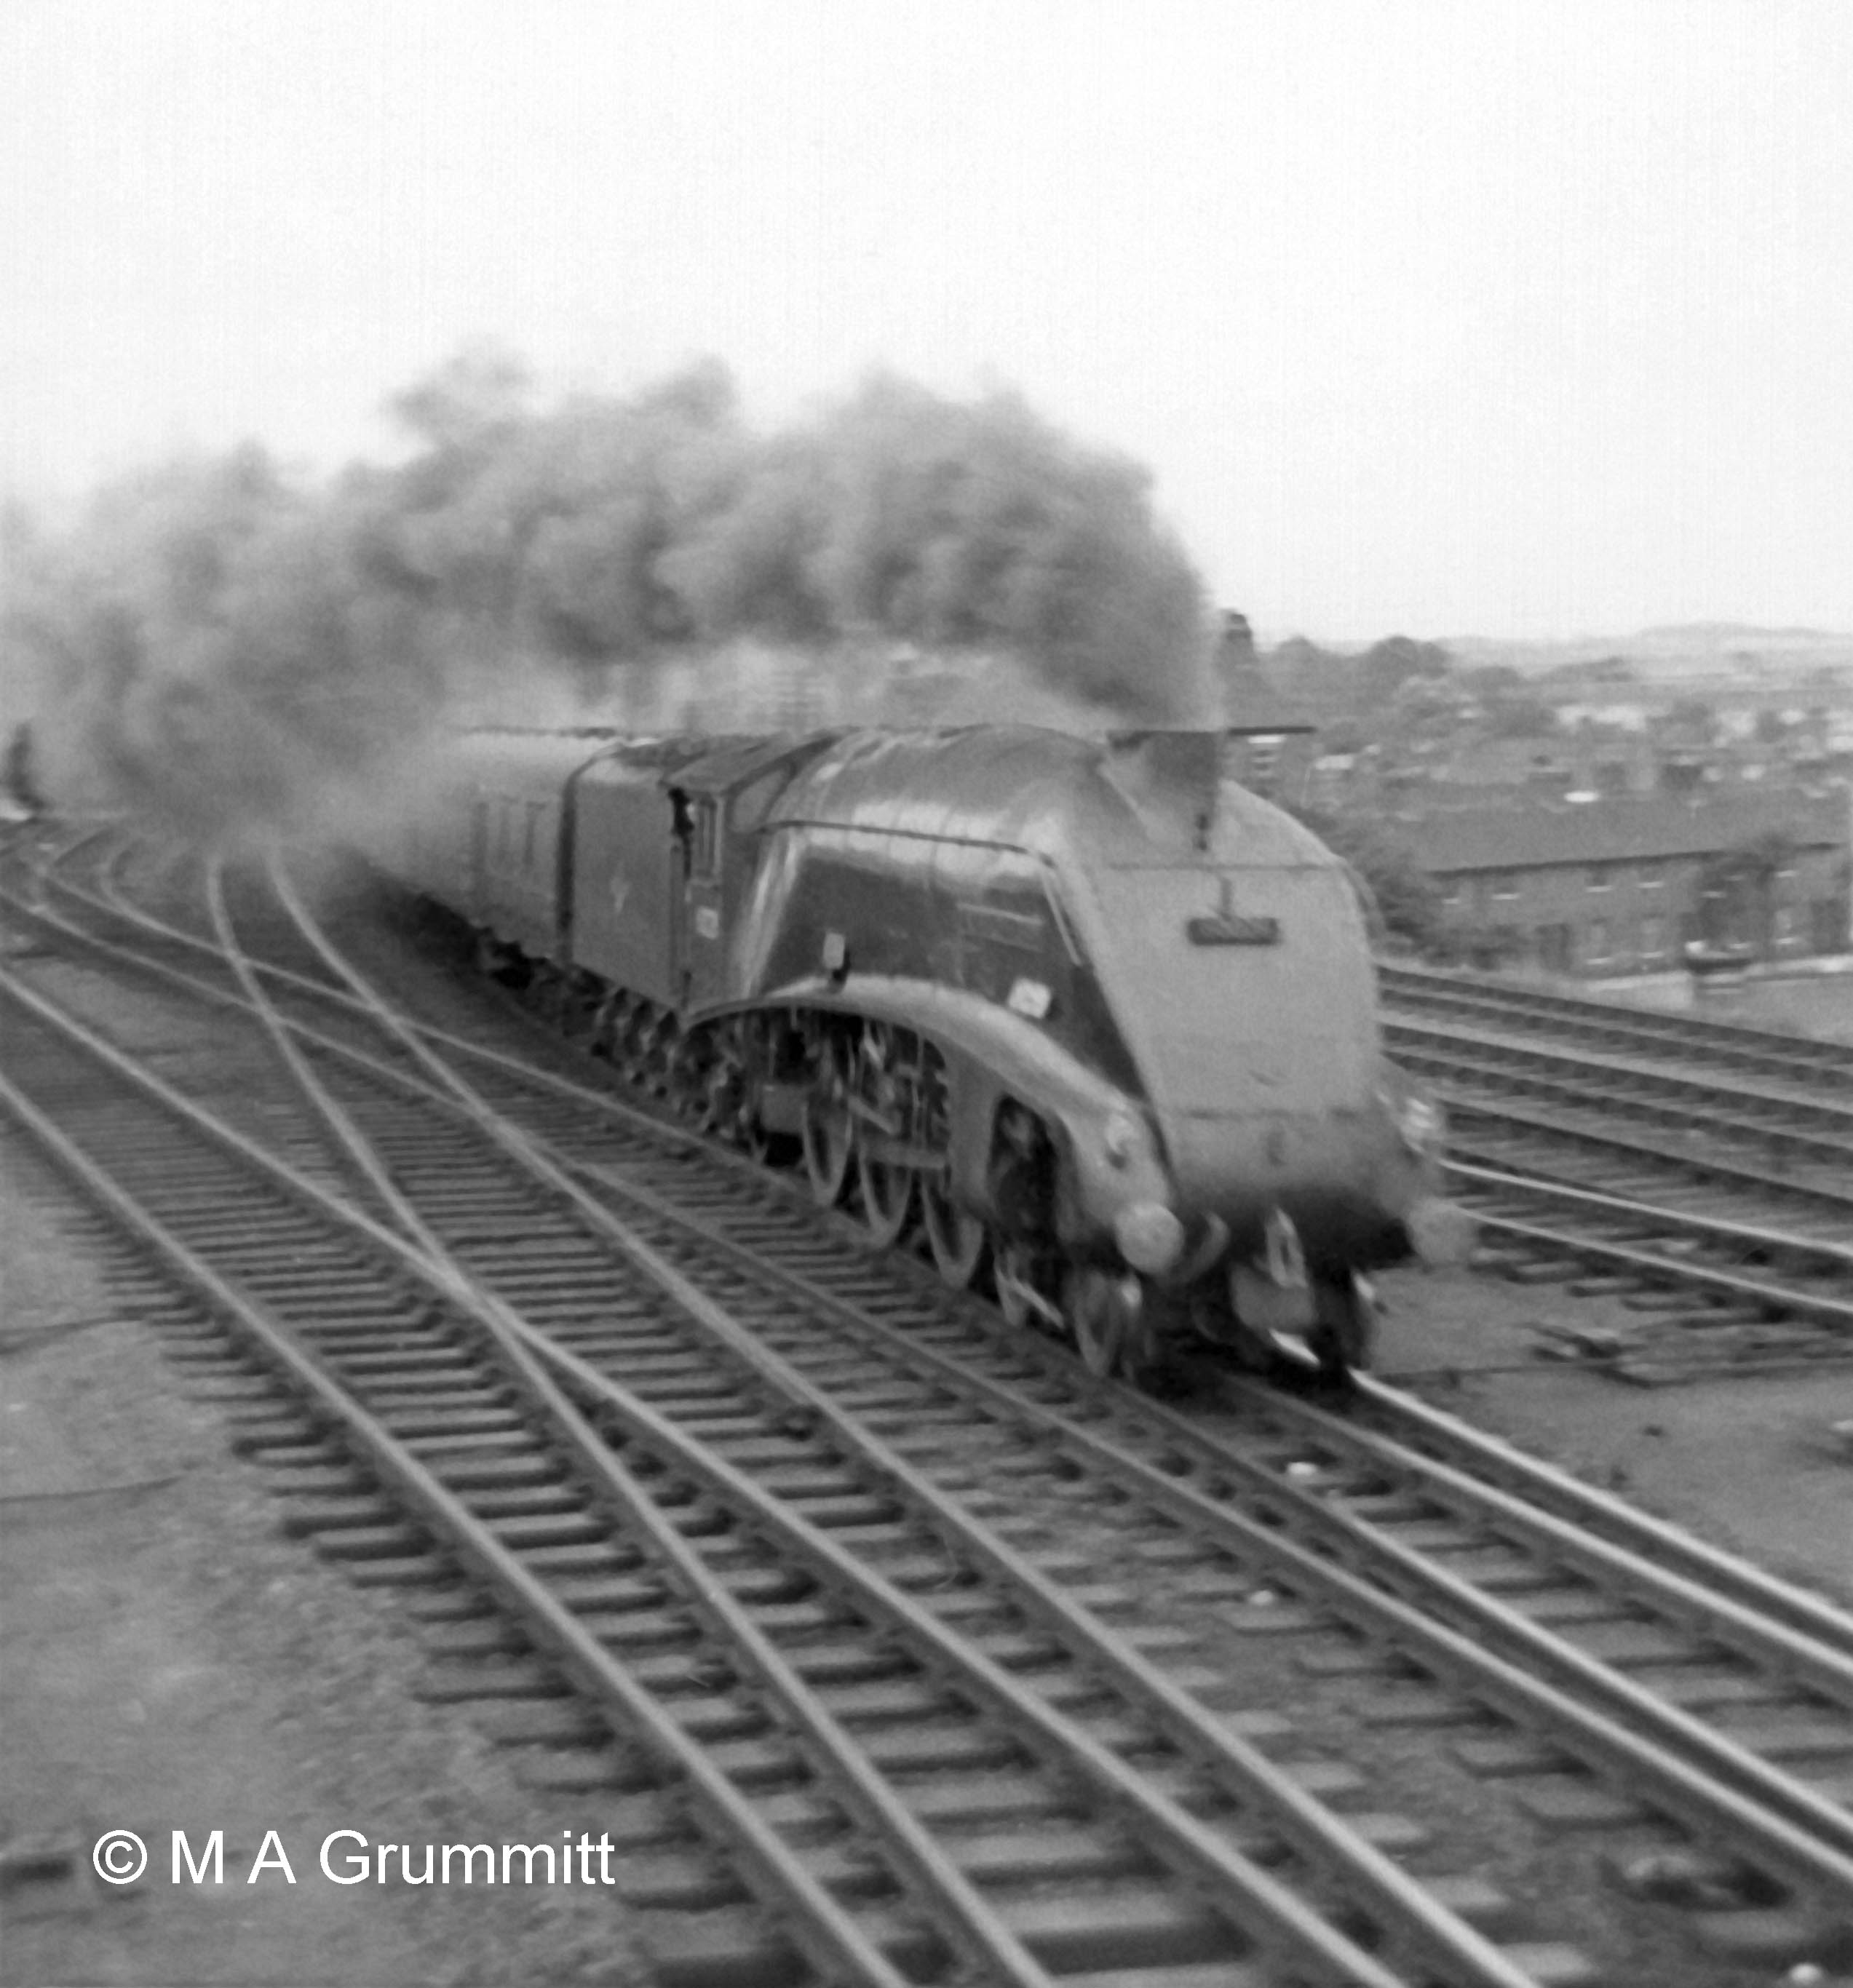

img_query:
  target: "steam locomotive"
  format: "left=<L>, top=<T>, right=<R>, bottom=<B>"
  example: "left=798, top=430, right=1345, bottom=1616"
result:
left=387, top=725, right=1467, bottom=1381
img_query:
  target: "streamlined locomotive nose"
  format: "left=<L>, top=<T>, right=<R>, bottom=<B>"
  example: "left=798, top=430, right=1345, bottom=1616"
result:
left=1078, top=853, right=1437, bottom=1276
left=1159, top=1100, right=1410, bottom=1262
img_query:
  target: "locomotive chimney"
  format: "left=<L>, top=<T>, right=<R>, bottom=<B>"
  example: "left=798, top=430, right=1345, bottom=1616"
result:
left=1100, top=730, right=1223, bottom=849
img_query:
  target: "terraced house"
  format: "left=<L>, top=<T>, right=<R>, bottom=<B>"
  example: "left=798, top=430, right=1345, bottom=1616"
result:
left=1400, top=790, right=1852, bottom=977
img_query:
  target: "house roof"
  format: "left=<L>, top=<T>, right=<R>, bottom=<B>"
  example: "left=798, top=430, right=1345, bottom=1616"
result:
left=1394, top=790, right=1848, bottom=875
left=1436, top=739, right=1570, bottom=785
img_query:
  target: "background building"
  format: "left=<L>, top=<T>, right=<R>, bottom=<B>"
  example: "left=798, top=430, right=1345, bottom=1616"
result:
left=1399, top=792, right=1851, bottom=977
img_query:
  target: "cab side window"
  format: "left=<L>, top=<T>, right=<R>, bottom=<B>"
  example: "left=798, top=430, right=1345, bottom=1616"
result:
left=691, top=800, right=721, bottom=880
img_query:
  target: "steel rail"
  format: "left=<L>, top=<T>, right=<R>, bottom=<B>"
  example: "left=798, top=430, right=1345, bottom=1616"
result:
left=1380, top=962, right=1853, bottom=1083
left=24, top=847, right=1853, bottom=1893
left=1211, top=1381, right=1853, bottom=1706
left=9, top=851, right=1178, bottom=1982
left=46, top=845, right=1845, bottom=1289
left=362, top=1034, right=1853, bottom=1715
left=1400, top=1062, right=1853, bottom=1184
left=70, top=846, right=1853, bottom=1359
left=531, top=1271, right=1853, bottom=1882
left=1443, top=1108, right=1853, bottom=1224
left=221, top=878, right=1853, bottom=1899
left=24, top=837, right=726, bottom=1164
left=515, top=1137, right=1853, bottom=1901
left=21, top=851, right=1853, bottom=1892
left=203, top=858, right=1076, bottom=1988
left=22, top=848, right=1853, bottom=1661
left=0, top=966, right=1386, bottom=1986
left=1344, top=1376, right=1853, bottom=1658
left=56, top=850, right=1846, bottom=1299
left=1387, top=1018, right=1853, bottom=1144
left=0, top=860, right=731, bottom=1169
left=265, top=873, right=1853, bottom=1718
left=0, top=1026, right=922, bottom=1988
left=204, top=857, right=424, bottom=1236
left=262, top=862, right=1541, bottom=1988
left=1, top=941, right=1436, bottom=1984
left=534, top=1117, right=1853, bottom=1680
left=1448, top=1158, right=1853, bottom=1280
left=1451, top=1199, right=1853, bottom=1335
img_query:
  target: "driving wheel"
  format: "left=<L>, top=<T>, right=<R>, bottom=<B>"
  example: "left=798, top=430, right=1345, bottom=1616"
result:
left=856, top=1145, right=916, bottom=1245
left=922, top=1177, right=987, bottom=1288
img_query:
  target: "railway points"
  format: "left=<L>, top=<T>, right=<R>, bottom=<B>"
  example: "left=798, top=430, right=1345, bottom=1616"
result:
left=4, top=817, right=1852, bottom=1986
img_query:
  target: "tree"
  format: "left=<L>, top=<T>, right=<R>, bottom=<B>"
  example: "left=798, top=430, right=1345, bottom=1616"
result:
left=1355, top=635, right=1451, bottom=710
left=1665, top=696, right=1720, bottom=744
left=1287, top=803, right=1442, bottom=951
left=1484, top=694, right=1558, bottom=738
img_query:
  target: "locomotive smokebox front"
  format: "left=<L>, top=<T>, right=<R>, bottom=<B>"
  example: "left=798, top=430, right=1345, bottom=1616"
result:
left=1072, top=734, right=1446, bottom=1283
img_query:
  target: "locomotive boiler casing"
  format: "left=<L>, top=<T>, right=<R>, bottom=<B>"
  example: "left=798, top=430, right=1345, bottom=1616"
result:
left=725, top=728, right=1445, bottom=1284
left=384, top=722, right=1459, bottom=1370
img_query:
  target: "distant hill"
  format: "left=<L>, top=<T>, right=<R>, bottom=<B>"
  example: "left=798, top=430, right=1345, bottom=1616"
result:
left=1635, top=621, right=1840, bottom=643
left=1441, top=625, right=1853, bottom=682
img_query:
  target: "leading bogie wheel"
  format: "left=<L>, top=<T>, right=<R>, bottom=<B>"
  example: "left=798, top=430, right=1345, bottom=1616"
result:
left=921, top=1177, right=987, bottom=1289
left=1063, top=1265, right=1142, bottom=1379
left=993, top=1238, right=1061, bottom=1336
left=992, top=1240, right=1036, bottom=1329
left=1308, top=1272, right=1377, bottom=1380
left=802, top=1094, right=854, bottom=1207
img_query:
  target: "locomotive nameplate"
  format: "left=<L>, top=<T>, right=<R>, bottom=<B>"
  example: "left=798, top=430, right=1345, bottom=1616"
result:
left=1187, top=913, right=1280, bottom=945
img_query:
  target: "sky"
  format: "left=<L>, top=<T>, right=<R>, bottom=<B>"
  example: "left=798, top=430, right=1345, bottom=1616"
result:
left=1, top=0, right=1849, bottom=643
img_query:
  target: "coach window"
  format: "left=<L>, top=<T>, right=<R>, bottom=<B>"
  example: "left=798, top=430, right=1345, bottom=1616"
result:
left=1587, top=865, right=1611, bottom=893
left=1639, top=863, right=1665, bottom=891
left=1640, top=914, right=1667, bottom=959
left=1585, top=918, right=1611, bottom=964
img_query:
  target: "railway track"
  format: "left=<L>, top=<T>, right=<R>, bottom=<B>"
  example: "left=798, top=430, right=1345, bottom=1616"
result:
left=1385, top=1015, right=1853, bottom=1174
left=1372, top=963, right=1853, bottom=1375
left=4, top=823, right=1853, bottom=1984
left=69, top=830, right=1853, bottom=1380
left=1440, top=1161, right=1853, bottom=1376
left=1379, top=962, right=1853, bottom=1091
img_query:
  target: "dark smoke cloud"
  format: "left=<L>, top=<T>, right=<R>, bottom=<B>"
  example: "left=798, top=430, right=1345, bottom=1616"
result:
left=5, top=448, right=443, bottom=840
left=1, top=349, right=1210, bottom=838
left=793, top=375, right=1207, bottom=713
